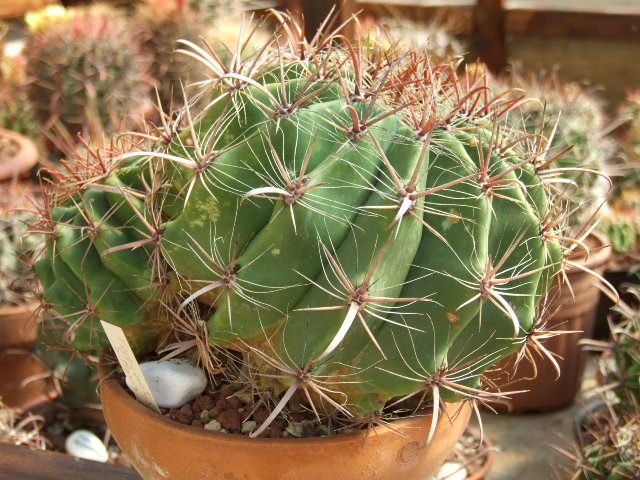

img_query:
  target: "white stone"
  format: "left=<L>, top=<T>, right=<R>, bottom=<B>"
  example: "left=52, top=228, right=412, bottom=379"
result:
left=65, top=429, right=109, bottom=463
left=130, top=359, right=207, bottom=409
left=435, top=462, right=467, bottom=480
left=241, top=420, right=256, bottom=435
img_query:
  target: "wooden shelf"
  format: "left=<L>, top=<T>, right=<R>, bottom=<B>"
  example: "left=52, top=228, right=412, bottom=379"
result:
left=505, top=8, right=640, bottom=42
left=0, top=443, right=141, bottom=480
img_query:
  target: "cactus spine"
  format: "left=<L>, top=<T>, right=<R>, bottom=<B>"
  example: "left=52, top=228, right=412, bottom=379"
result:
left=34, top=14, right=577, bottom=424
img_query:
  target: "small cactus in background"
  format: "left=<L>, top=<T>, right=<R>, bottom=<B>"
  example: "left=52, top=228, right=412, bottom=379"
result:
left=597, top=89, right=640, bottom=257
left=24, top=5, right=155, bottom=149
left=578, top=283, right=640, bottom=479
left=494, top=68, right=615, bottom=228
left=0, top=25, right=39, bottom=140
left=32, top=12, right=590, bottom=432
left=135, top=0, right=270, bottom=113
left=0, top=187, right=41, bottom=307
left=135, top=0, right=207, bottom=112
left=361, top=16, right=466, bottom=60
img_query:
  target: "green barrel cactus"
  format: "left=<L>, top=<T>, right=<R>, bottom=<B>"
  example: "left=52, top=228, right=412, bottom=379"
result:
left=33, top=13, right=576, bottom=425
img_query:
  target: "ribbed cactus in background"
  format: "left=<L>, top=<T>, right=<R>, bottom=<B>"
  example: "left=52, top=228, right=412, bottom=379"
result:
left=135, top=0, right=268, bottom=112
left=135, top=0, right=207, bottom=112
left=24, top=5, right=154, bottom=144
left=361, top=17, right=466, bottom=60
left=578, top=284, right=640, bottom=479
left=34, top=13, right=578, bottom=425
left=598, top=89, right=640, bottom=255
left=493, top=68, right=614, bottom=228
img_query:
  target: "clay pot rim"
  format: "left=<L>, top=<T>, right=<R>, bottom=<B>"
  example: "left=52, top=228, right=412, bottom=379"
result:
left=98, top=358, right=470, bottom=447
left=0, top=301, right=39, bottom=317
left=466, top=426, right=496, bottom=480
left=0, top=127, right=39, bottom=180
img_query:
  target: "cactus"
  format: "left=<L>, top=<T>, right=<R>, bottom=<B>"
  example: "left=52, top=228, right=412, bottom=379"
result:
left=0, top=25, right=40, bottom=140
left=493, top=68, right=615, bottom=227
left=361, top=16, right=466, bottom=60
left=33, top=13, right=580, bottom=428
left=0, top=187, right=41, bottom=307
left=24, top=5, right=154, bottom=146
left=577, top=283, right=640, bottom=479
left=135, top=0, right=269, bottom=113
left=134, top=0, right=207, bottom=112
left=597, top=89, right=640, bottom=256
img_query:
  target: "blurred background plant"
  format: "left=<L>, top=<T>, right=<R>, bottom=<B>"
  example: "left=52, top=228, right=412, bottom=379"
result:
left=575, top=280, right=640, bottom=479
left=0, top=399, right=47, bottom=450
left=134, top=0, right=207, bottom=112
left=23, top=3, right=155, bottom=155
left=0, top=24, right=40, bottom=142
left=493, top=66, right=616, bottom=233
left=597, top=89, right=640, bottom=264
left=0, top=185, right=41, bottom=307
left=360, top=16, right=466, bottom=60
left=186, top=0, right=271, bottom=74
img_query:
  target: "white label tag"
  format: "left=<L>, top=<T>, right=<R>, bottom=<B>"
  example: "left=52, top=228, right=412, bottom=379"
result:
left=100, top=321, right=160, bottom=414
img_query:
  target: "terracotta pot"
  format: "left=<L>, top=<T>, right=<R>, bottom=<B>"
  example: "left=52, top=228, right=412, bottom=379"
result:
left=0, top=303, right=38, bottom=346
left=438, top=427, right=495, bottom=480
left=0, top=128, right=39, bottom=181
left=467, top=432, right=495, bottom=480
left=487, top=231, right=612, bottom=413
left=99, top=361, right=472, bottom=480
left=0, top=302, right=50, bottom=410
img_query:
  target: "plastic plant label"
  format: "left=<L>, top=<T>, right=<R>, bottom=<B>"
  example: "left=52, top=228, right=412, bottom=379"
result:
left=100, top=320, right=161, bottom=413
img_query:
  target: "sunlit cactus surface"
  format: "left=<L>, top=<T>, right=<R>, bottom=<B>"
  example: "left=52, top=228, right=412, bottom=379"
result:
left=34, top=13, right=577, bottom=423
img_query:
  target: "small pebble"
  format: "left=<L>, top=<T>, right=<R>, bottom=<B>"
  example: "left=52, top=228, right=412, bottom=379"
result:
left=253, top=407, right=269, bottom=424
left=241, top=420, right=257, bottom=435
left=226, top=396, right=241, bottom=409
left=204, top=419, right=222, bottom=432
left=174, top=404, right=194, bottom=425
left=65, top=430, right=109, bottom=463
left=234, top=392, right=253, bottom=404
left=285, top=422, right=304, bottom=438
left=193, top=394, right=215, bottom=413
left=217, top=409, right=241, bottom=433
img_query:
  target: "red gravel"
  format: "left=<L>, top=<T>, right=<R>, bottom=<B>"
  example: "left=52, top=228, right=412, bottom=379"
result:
left=161, top=383, right=292, bottom=437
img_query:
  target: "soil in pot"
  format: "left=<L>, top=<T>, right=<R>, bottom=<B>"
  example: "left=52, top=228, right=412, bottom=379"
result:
left=485, top=232, right=612, bottom=413
left=99, top=358, right=473, bottom=480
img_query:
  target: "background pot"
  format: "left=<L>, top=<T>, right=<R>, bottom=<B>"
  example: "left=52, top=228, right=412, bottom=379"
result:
left=486, top=231, right=612, bottom=413
left=100, top=361, right=472, bottom=480
left=0, top=302, right=50, bottom=410
left=0, top=128, right=39, bottom=181
left=437, top=426, right=495, bottom=480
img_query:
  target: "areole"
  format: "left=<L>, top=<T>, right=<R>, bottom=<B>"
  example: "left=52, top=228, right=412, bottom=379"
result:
left=99, top=360, right=472, bottom=480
